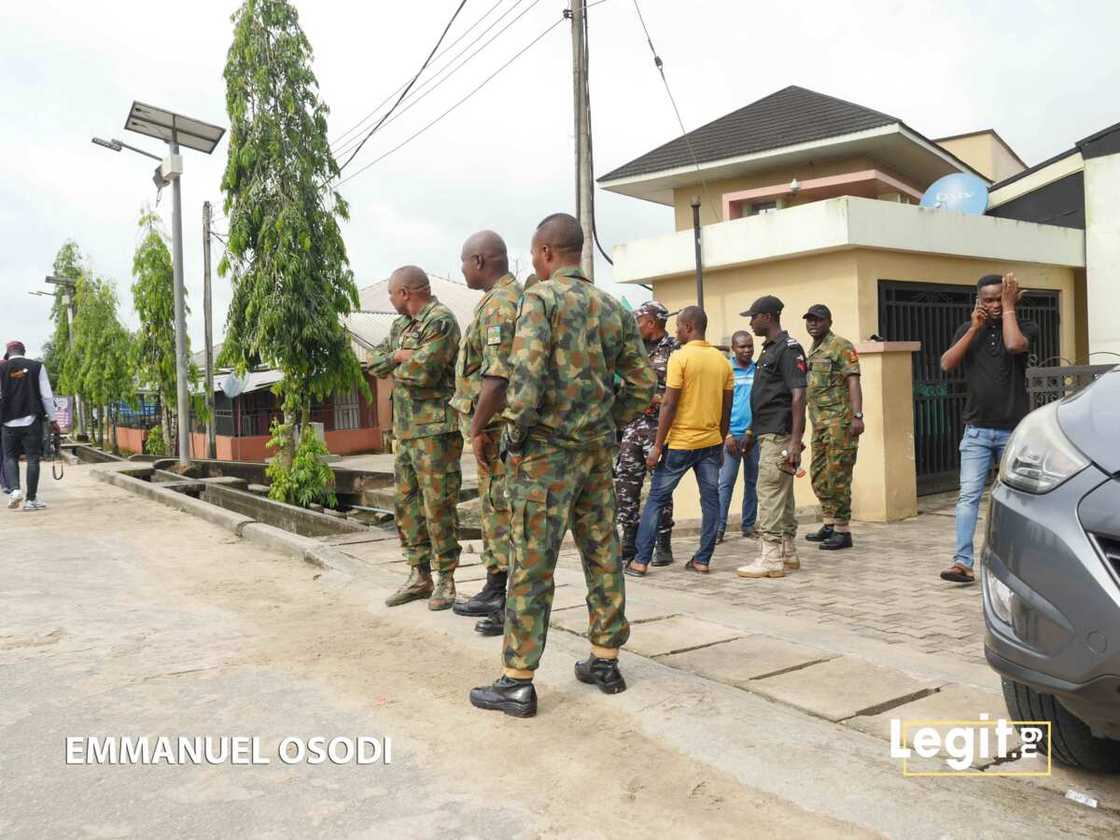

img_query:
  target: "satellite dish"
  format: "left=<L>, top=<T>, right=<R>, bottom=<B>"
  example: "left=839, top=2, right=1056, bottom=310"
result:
left=221, top=371, right=247, bottom=398
left=920, top=173, right=989, bottom=214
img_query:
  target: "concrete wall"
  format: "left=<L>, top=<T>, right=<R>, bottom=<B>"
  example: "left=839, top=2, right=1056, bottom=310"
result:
left=672, top=157, right=881, bottom=229
left=1083, top=153, right=1120, bottom=358
left=936, top=133, right=1025, bottom=183
left=117, top=427, right=146, bottom=455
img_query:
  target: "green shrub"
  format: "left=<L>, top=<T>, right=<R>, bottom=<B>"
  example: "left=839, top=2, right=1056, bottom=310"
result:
left=144, top=425, right=168, bottom=456
left=265, top=421, right=336, bottom=509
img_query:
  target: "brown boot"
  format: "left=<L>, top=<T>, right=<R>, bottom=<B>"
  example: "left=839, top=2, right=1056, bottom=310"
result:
left=429, top=572, right=457, bottom=611
left=385, top=566, right=434, bottom=607
left=782, top=536, right=800, bottom=570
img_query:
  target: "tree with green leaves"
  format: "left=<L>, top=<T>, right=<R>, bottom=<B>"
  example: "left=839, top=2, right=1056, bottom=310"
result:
left=130, top=209, right=184, bottom=454
left=69, top=277, right=134, bottom=451
left=219, top=0, right=365, bottom=451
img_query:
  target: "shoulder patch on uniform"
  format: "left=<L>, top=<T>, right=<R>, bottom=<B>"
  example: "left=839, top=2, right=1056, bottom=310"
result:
left=486, top=325, right=502, bottom=346
left=796, top=354, right=808, bottom=373
left=846, top=348, right=860, bottom=364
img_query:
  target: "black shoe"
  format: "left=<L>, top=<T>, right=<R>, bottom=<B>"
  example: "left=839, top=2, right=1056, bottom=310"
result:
left=474, top=608, right=504, bottom=636
left=469, top=676, right=537, bottom=717
left=453, top=570, right=508, bottom=617
left=715, top=528, right=725, bottom=544
left=805, top=525, right=834, bottom=543
left=651, top=532, right=674, bottom=567
left=574, top=656, right=627, bottom=694
left=620, top=525, right=638, bottom=565
left=819, top=531, right=853, bottom=551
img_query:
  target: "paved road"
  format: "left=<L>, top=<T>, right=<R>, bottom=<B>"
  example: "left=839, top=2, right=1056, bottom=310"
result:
left=3, top=467, right=1117, bottom=838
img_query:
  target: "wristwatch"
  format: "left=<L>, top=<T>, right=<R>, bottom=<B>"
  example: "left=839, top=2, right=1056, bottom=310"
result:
left=853, top=411, right=864, bottom=420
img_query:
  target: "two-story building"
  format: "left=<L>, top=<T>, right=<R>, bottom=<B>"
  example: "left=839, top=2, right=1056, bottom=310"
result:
left=600, top=85, right=1087, bottom=524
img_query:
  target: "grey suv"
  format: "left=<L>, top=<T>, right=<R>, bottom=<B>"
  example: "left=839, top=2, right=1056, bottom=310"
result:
left=982, top=367, right=1120, bottom=771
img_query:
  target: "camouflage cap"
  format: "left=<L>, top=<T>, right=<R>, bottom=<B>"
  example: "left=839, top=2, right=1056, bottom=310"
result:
left=634, top=300, right=670, bottom=321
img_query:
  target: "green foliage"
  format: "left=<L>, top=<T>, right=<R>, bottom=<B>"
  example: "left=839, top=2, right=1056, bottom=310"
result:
left=265, top=419, right=337, bottom=509
left=144, top=424, right=168, bottom=456
left=49, top=241, right=83, bottom=393
left=68, top=276, right=134, bottom=417
left=219, top=0, right=365, bottom=421
left=130, top=209, right=186, bottom=403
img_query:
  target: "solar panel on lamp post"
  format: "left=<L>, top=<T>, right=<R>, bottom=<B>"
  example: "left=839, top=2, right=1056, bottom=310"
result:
left=93, top=102, right=225, bottom=465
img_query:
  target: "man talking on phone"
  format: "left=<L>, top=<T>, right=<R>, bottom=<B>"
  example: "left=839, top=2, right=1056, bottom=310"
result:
left=938, top=274, right=1038, bottom=584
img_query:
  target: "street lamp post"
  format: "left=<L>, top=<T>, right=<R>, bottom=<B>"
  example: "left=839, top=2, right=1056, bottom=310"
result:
left=92, top=102, right=224, bottom=466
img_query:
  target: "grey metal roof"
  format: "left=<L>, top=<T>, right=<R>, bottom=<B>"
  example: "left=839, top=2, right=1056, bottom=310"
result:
left=599, top=85, right=900, bottom=182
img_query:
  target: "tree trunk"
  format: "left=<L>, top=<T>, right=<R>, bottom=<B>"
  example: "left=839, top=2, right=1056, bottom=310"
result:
left=111, top=405, right=119, bottom=455
left=161, top=395, right=172, bottom=457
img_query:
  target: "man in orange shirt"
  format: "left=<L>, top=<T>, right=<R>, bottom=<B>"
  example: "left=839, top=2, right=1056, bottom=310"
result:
left=624, top=306, right=733, bottom=576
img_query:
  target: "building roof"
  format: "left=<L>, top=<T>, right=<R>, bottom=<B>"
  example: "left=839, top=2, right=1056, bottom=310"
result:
left=600, top=85, right=901, bottom=182
left=357, top=273, right=482, bottom=325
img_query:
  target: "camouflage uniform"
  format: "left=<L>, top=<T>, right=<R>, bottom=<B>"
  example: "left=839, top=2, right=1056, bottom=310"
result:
left=807, top=331, right=860, bottom=526
left=450, top=273, right=523, bottom=574
left=501, top=266, right=655, bottom=672
left=614, top=331, right=679, bottom=535
left=369, top=298, right=463, bottom=572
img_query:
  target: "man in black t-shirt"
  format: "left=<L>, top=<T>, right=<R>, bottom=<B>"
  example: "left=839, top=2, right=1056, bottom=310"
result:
left=736, top=295, right=808, bottom=580
left=938, top=274, right=1038, bottom=584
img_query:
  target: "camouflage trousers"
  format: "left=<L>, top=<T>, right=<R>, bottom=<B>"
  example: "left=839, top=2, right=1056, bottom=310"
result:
left=614, top=416, right=674, bottom=534
left=756, top=433, right=797, bottom=543
left=810, top=420, right=859, bottom=526
left=504, top=439, right=629, bottom=672
left=394, top=432, right=463, bottom=572
left=467, top=427, right=511, bottom=574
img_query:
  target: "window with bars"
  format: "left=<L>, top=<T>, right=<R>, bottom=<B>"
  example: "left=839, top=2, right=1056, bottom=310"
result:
left=334, top=388, right=361, bottom=430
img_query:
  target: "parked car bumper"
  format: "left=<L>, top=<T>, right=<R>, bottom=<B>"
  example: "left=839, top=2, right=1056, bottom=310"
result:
left=982, top=468, right=1120, bottom=736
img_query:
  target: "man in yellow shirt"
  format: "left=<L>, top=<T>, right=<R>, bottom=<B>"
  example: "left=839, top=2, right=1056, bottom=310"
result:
left=625, top=306, right=733, bottom=576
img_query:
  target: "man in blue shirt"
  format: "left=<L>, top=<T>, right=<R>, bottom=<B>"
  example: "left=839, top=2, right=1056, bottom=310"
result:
left=717, top=331, right=759, bottom=543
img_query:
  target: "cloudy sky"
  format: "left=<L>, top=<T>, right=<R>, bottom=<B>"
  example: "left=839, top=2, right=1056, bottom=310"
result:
left=3, top=0, right=1119, bottom=358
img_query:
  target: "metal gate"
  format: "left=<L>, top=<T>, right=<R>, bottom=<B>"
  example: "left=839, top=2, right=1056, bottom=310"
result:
left=877, top=280, right=1061, bottom=495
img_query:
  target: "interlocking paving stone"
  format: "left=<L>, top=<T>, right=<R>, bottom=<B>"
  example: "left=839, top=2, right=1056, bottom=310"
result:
left=844, top=684, right=1014, bottom=769
left=748, top=656, right=944, bottom=722
left=659, top=635, right=835, bottom=686
left=621, top=616, right=744, bottom=658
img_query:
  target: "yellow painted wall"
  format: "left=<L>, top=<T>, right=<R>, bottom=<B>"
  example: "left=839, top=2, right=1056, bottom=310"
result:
left=651, top=248, right=1080, bottom=528
left=936, top=134, right=1025, bottom=183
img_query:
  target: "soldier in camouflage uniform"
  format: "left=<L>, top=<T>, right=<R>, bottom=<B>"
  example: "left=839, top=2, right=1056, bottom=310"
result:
left=449, top=231, right=523, bottom=636
left=368, top=266, right=463, bottom=610
left=615, top=301, right=679, bottom=567
left=802, top=304, right=864, bottom=551
left=469, top=213, right=655, bottom=718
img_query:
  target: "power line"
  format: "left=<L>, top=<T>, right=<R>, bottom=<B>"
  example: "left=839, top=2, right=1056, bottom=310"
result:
left=630, top=0, right=721, bottom=224
left=332, top=0, right=545, bottom=164
left=337, top=14, right=565, bottom=188
left=330, top=0, right=510, bottom=151
left=337, top=0, right=471, bottom=174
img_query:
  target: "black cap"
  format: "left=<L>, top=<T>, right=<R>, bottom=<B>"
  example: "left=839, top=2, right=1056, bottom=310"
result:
left=741, top=295, right=784, bottom=317
left=802, top=304, right=832, bottom=320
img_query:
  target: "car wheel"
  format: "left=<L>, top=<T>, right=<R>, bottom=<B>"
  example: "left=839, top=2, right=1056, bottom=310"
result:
left=1002, top=678, right=1120, bottom=772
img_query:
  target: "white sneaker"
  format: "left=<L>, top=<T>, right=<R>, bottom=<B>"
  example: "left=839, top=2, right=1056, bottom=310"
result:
left=22, top=499, right=47, bottom=511
left=7, top=489, right=22, bottom=509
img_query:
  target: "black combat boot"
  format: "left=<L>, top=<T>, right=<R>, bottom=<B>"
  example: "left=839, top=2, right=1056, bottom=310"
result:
left=474, top=606, right=505, bottom=637
left=620, top=525, right=638, bottom=565
left=804, top=524, right=834, bottom=543
left=652, top=531, right=674, bottom=566
left=469, top=676, right=537, bottom=717
left=453, top=569, right=508, bottom=617
left=574, top=656, right=627, bottom=694
left=819, top=531, right=854, bottom=551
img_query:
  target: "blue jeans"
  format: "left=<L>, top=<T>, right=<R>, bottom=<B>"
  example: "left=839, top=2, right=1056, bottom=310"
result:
left=634, top=444, right=722, bottom=566
left=954, top=425, right=1011, bottom=569
left=718, top=442, right=760, bottom=534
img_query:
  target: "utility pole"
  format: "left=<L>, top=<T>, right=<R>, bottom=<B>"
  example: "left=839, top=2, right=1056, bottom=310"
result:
left=44, top=275, right=84, bottom=438
left=691, top=197, right=704, bottom=309
left=168, top=136, right=192, bottom=465
left=202, top=202, right=216, bottom=460
left=570, top=0, right=595, bottom=280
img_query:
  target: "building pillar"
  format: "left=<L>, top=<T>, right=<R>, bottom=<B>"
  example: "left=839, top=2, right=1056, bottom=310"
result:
left=851, top=341, right=920, bottom=522
left=1083, top=152, right=1120, bottom=359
